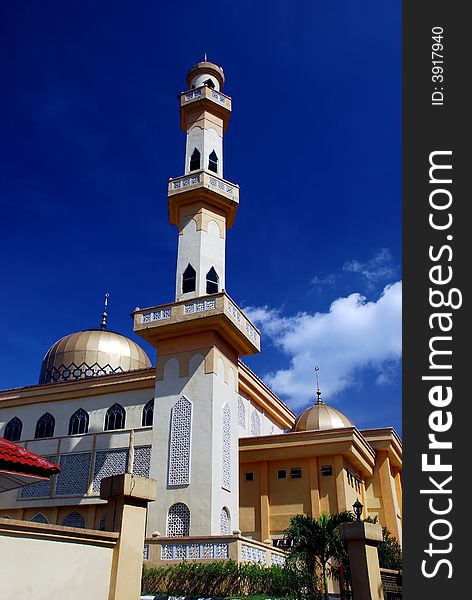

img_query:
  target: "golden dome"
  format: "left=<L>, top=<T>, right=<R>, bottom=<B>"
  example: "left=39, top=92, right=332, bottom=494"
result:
left=293, top=397, right=354, bottom=432
left=39, top=329, right=152, bottom=385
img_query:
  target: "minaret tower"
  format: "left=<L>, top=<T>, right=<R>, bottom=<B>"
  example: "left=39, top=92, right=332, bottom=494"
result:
left=133, top=61, right=260, bottom=541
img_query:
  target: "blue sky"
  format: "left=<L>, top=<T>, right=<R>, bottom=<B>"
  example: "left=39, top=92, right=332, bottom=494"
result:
left=0, top=1, right=401, bottom=432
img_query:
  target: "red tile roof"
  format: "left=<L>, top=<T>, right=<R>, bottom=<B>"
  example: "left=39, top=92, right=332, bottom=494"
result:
left=0, top=438, right=60, bottom=478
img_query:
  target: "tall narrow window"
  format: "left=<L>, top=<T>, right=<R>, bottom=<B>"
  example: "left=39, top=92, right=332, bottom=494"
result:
left=168, top=396, right=192, bottom=486
left=250, top=410, right=261, bottom=437
left=166, top=502, right=190, bottom=536
left=142, top=399, right=154, bottom=427
left=4, top=417, right=22, bottom=442
left=189, top=148, right=200, bottom=171
left=68, top=408, right=89, bottom=435
left=208, top=150, right=218, bottom=173
left=35, top=413, right=55, bottom=439
left=222, top=403, right=231, bottom=491
left=206, top=267, right=219, bottom=294
left=182, top=264, right=196, bottom=294
left=104, top=403, right=126, bottom=431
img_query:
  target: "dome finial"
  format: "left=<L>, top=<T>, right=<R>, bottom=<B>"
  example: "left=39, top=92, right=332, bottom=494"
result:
left=314, top=365, right=323, bottom=404
left=204, top=51, right=207, bottom=61
left=100, top=293, right=109, bottom=329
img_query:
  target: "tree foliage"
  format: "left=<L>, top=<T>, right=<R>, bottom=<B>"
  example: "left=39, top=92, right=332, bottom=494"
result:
left=284, top=511, right=355, bottom=600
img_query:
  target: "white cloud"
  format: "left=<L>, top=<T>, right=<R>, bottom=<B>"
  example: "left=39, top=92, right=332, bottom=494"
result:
left=245, top=281, right=402, bottom=410
left=342, top=248, right=398, bottom=287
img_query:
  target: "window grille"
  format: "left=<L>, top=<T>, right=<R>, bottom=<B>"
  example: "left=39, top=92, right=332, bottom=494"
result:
left=190, top=148, right=201, bottom=171
left=104, top=403, right=126, bottom=431
left=98, top=515, right=106, bottom=531
left=142, top=399, right=154, bottom=427
left=62, top=511, right=85, bottom=528
left=222, top=403, right=231, bottom=491
left=55, top=452, right=91, bottom=496
left=166, top=502, right=190, bottom=536
left=20, top=455, right=56, bottom=498
left=250, top=410, right=261, bottom=436
left=206, top=266, right=219, bottom=294
left=220, top=507, right=230, bottom=534
left=92, top=448, right=128, bottom=492
left=30, top=513, right=48, bottom=524
left=238, top=397, right=246, bottom=428
left=208, top=150, right=218, bottom=173
left=68, top=408, right=89, bottom=435
left=182, top=264, right=196, bottom=294
left=35, top=413, right=55, bottom=439
left=133, top=445, right=151, bottom=478
left=4, top=417, right=22, bottom=442
left=168, top=397, right=192, bottom=486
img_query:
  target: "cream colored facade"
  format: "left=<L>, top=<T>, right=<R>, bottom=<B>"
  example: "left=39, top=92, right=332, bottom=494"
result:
left=0, top=60, right=402, bottom=564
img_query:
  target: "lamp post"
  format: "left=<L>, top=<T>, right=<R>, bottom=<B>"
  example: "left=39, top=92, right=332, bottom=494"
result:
left=353, top=498, right=363, bottom=521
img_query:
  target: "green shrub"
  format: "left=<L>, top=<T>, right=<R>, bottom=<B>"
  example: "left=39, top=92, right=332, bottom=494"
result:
left=142, top=560, right=298, bottom=598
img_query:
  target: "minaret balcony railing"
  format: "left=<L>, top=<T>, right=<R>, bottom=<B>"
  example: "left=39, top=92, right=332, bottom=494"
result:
left=168, top=171, right=239, bottom=203
left=134, top=291, right=260, bottom=355
left=180, top=85, right=232, bottom=111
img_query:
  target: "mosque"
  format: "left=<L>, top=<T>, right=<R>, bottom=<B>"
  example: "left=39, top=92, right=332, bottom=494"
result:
left=0, top=60, right=402, bottom=561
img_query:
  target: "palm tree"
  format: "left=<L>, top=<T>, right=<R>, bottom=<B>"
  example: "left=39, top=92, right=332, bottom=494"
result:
left=284, top=511, right=355, bottom=600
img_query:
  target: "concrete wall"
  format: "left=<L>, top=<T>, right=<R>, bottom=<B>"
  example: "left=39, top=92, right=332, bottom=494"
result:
left=0, top=518, right=117, bottom=600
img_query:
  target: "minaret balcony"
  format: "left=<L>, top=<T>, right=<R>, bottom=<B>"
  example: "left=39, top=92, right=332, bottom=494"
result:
left=133, top=291, right=260, bottom=356
left=168, top=171, right=239, bottom=228
left=180, top=86, right=232, bottom=132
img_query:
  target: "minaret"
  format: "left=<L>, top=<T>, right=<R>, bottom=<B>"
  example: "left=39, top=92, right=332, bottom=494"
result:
left=171, top=61, right=234, bottom=302
left=133, top=61, right=260, bottom=540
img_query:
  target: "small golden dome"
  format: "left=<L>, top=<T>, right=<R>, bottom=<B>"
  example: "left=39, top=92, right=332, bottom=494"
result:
left=39, top=329, right=152, bottom=385
left=293, top=397, right=354, bottom=432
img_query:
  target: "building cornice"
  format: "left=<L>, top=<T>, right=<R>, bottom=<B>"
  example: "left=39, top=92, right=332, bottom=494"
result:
left=239, top=427, right=376, bottom=476
left=360, top=427, right=402, bottom=468
left=0, top=368, right=156, bottom=409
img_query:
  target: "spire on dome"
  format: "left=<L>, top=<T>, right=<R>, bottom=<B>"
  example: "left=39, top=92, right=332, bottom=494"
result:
left=100, top=293, right=109, bottom=329
left=314, top=365, right=323, bottom=405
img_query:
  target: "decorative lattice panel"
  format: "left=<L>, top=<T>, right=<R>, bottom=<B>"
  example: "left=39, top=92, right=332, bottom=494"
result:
left=220, top=508, right=230, bottom=534
left=30, top=513, right=48, bottom=524
left=20, top=455, right=56, bottom=499
left=271, top=553, right=286, bottom=566
left=161, top=542, right=228, bottom=560
left=250, top=410, right=261, bottom=436
left=168, top=397, right=192, bottom=486
left=40, top=362, right=124, bottom=385
left=55, top=452, right=91, bottom=496
left=238, top=396, right=246, bottom=429
left=92, top=449, right=128, bottom=492
left=222, top=403, right=231, bottom=491
left=241, top=544, right=267, bottom=564
left=133, top=446, right=151, bottom=478
left=166, top=502, right=190, bottom=537
left=62, top=511, right=86, bottom=528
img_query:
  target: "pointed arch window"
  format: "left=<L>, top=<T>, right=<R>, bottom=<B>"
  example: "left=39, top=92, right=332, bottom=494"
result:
left=182, top=264, right=196, bottom=294
left=30, top=513, right=48, bottom=524
left=68, top=408, right=89, bottom=435
left=62, top=511, right=85, bottom=529
left=167, top=502, right=190, bottom=536
left=208, top=150, right=218, bottom=173
left=189, top=148, right=200, bottom=171
left=4, top=417, right=22, bottom=442
left=35, top=413, right=55, bottom=439
left=104, top=403, right=126, bottom=431
left=142, top=399, right=154, bottom=427
left=203, top=78, right=215, bottom=89
left=206, top=267, right=219, bottom=294
left=220, top=507, right=231, bottom=534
